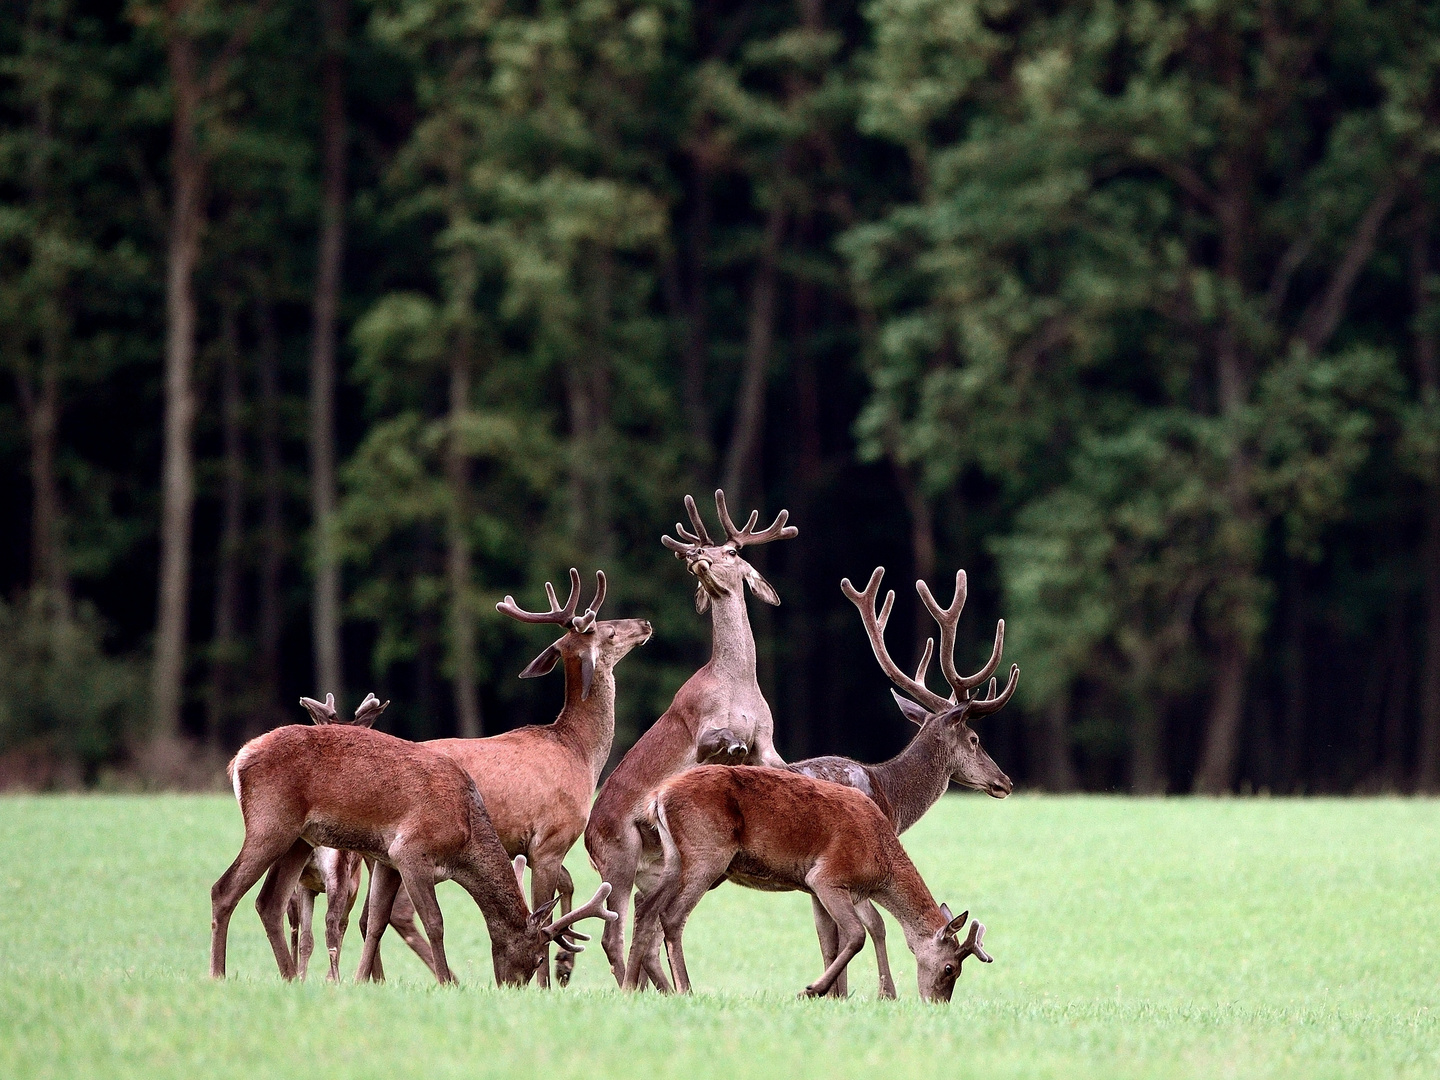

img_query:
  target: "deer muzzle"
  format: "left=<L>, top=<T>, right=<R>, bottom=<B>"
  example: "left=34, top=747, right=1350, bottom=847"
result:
left=690, top=558, right=727, bottom=598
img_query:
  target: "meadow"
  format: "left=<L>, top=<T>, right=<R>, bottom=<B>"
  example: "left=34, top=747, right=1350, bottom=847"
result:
left=0, top=794, right=1436, bottom=1079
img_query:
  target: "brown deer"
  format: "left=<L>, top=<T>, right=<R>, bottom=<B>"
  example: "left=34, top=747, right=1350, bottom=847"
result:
left=423, top=568, right=651, bottom=987
left=585, top=490, right=796, bottom=984
left=787, top=566, right=1016, bottom=997
left=210, top=721, right=615, bottom=985
left=284, top=692, right=436, bottom=982
left=624, top=765, right=993, bottom=1001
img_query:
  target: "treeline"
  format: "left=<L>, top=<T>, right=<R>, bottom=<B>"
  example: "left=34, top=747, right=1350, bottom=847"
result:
left=1, top=0, right=1437, bottom=793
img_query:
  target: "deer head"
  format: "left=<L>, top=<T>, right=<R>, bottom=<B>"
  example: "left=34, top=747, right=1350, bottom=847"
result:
left=299, top=692, right=390, bottom=728
left=495, top=855, right=619, bottom=985
left=661, top=490, right=798, bottom=614
left=843, top=566, right=1017, bottom=798
left=497, top=568, right=651, bottom=700
left=914, top=905, right=993, bottom=1003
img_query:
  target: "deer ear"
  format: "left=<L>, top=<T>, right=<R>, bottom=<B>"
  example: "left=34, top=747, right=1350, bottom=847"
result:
left=519, top=641, right=563, bottom=679
left=528, top=895, right=561, bottom=926
left=744, top=564, right=780, bottom=605
left=891, top=689, right=931, bottom=727
left=695, top=584, right=711, bottom=614
left=512, top=855, right=527, bottom=892
left=940, top=907, right=970, bottom=939
left=580, top=646, right=597, bottom=700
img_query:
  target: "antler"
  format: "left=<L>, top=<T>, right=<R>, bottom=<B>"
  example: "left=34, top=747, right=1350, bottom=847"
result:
left=662, top=493, right=716, bottom=554
left=299, top=693, right=339, bottom=724
left=967, top=664, right=1019, bottom=717
left=841, top=567, right=953, bottom=713
left=958, top=919, right=992, bottom=966
left=569, top=570, right=607, bottom=633
left=543, top=882, right=617, bottom=950
left=916, top=570, right=1007, bottom=700
left=497, top=568, right=582, bottom=627
left=353, top=692, right=390, bottom=727
left=714, top=489, right=798, bottom=548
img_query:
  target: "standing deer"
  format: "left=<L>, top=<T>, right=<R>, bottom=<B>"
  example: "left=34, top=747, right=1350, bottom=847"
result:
left=423, top=568, right=651, bottom=986
left=585, top=490, right=797, bottom=984
left=624, top=765, right=993, bottom=1001
left=786, top=566, right=1016, bottom=997
left=284, top=692, right=436, bottom=982
left=210, top=721, right=615, bottom=985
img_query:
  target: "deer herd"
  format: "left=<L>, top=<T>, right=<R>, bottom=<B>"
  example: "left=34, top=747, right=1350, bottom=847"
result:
left=210, top=490, right=1018, bottom=1002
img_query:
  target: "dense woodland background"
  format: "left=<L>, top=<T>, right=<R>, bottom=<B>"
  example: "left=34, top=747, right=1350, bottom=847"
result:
left=2, top=0, right=1438, bottom=793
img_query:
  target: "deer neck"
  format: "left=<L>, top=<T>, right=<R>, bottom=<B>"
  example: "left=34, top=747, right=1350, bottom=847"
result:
left=553, top=652, right=617, bottom=780
left=869, top=724, right=955, bottom=835
left=706, top=589, right=757, bottom=679
left=877, top=861, right=947, bottom=950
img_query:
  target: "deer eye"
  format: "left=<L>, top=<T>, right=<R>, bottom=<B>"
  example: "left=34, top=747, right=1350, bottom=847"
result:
left=944, top=964, right=954, bottom=977
left=970, top=734, right=979, bottom=747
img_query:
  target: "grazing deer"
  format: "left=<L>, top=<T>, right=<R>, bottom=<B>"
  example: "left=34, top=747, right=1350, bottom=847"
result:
left=284, top=692, right=436, bottom=982
left=787, top=566, right=1016, bottom=997
left=210, top=721, right=615, bottom=985
left=423, top=568, right=651, bottom=987
left=585, top=490, right=797, bottom=984
left=624, top=765, right=993, bottom=1001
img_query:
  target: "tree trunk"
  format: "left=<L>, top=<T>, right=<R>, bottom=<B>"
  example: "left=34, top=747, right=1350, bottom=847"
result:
left=446, top=322, right=481, bottom=739
left=721, top=198, right=785, bottom=503
left=683, top=149, right=713, bottom=448
left=208, top=301, right=245, bottom=746
left=255, top=294, right=284, bottom=737
left=23, top=326, right=66, bottom=603
left=152, top=29, right=205, bottom=740
left=1038, top=693, right=1077, bottom=792
left=1129, top=695, right=1165, bottom=795
left=308, top=0, right=347, bottom=706
left=893, top=460, right=936, bottom=667
left=1194, top=635, right=1248, bottom=793
left=1412, top=209, right=1440, bottom=791
left=1382, top=601, right=1412, bottom=791
left=564, top=247, right=615, bottom=557
left=1280, top=560, right=1305, bottom=792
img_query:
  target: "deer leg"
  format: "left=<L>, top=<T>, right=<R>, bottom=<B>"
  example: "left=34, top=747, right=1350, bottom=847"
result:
left=528, top=858, right=561, bottom=989
left=854, top=900, right=895, bottom=1000
left=255, top=839, right=313, bottom=980
left=623, top=880, right=674, bottom=992
left=595, top=832, right=642, bottom=986
left=802, top=882, right=866, bottom=998
left=386, top=886, right=436, bottom=977
left=552, top=865, right=577, bottom=987
left=210, top=827, right=302, bottom=978
left=287, top=889, right=301, bottom=967
left=355, top=862, right=402, bottom=983
left=321, top=869, right=359, bottom=983
left=396, top=867, right=452, bottom=985
left=811, top=895, right=846, bottom=999
left=295, top=887, right=317, bottom=981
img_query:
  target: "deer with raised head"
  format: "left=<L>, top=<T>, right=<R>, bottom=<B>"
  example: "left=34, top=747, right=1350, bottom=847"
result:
left=284, top=692, right=436, bottom=982
left=421, top=568, right=651, bottom=986
left=584, top=490, right=796, bottom=984
left=782, top=566, right=1016, bottom=997
left=210, top=720, right=615, bottom=985
left=624, top=765, right=993, bottom=1001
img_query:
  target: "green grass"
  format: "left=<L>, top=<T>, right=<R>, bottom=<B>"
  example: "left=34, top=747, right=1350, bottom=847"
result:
left=1, top=795, right=1437, bottom=1079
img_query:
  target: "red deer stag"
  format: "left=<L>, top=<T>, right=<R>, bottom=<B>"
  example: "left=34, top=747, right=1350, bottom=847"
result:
left=285, top=692, right=435, bottom=981
left=785, top=566, right=1016, bottom=997
left=210, top=722, right=615, bottom=985
left=624, top=766, right=992, bottom=1001
left=585, top=490, right=796, bottom=984
left=423, top=568, right=651, bottom=986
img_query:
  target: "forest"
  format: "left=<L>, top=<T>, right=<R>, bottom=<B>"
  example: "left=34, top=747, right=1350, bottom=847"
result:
left=1, top=0, right=1437, bottom=794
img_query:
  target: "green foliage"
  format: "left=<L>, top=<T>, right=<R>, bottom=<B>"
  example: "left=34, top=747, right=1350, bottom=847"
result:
left=0, top=594, right=144, bottom=766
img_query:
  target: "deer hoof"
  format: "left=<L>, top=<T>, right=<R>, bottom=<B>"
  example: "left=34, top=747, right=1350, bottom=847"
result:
left=555, top=949, right=576, bottom=987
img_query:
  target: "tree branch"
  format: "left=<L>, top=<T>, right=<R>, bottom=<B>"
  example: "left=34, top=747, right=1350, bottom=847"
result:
left=1294, top=180, right=1399, bottom=355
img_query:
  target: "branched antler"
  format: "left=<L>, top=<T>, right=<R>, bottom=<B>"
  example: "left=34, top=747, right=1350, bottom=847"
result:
left=714, top=489, right=797, bottom=548
left=916, top=570, right=1006, bottom=700
left=958, top=919, right=992, bottom=967
left=353, top=692, right=390, bottom=727
left=543, top=882, right=617, bottom=951
left=841, top=567, right=953, bottom=713
left=299, top=693, right=339, bottom=724
left=495, top=570, right=584, bottom=630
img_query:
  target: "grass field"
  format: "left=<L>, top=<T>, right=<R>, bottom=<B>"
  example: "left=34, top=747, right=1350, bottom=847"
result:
left=1, top=795, right=1437, bottom=1079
